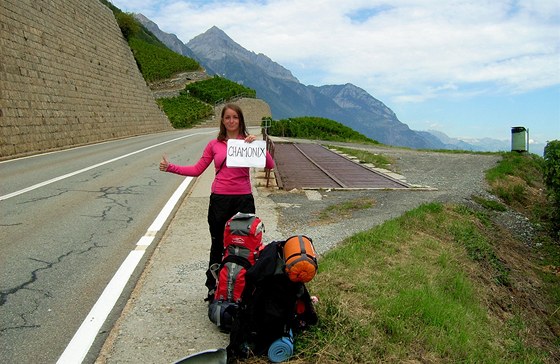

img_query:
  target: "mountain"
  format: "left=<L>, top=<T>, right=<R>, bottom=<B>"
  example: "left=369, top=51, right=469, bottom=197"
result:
left=423, top=130, right=480, bottom=151
left=186, top=27, right=438, bottom=149
left=423, top=129, right=545, bottom=156
left=133, top=16, right=447, bottom=149
left=187, top=26, right=300, bottom=84
left=134, top=14, right=199, bottom=62
left=312, top=83, right=433, bottom=148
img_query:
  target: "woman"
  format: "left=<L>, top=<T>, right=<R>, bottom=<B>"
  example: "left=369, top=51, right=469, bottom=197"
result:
left=159, top=103, right=275, bottom=300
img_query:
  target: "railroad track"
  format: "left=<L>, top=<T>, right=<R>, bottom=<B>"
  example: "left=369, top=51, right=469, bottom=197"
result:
left=273, top=143, right=410, bottom=190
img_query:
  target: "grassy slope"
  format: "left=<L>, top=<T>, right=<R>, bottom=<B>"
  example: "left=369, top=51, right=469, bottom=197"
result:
left=290, top=150, right=559, bottom=363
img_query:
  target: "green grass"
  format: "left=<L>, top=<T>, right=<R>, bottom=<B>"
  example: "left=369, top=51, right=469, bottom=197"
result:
left=276, top=152, right=558, bottom=363
left=317, top=198, right=375, bottom=222
left=486, top=152, right=544, bottom=187
left=485, top=152, right=554, bottom=227
left=472, top=195, right=508, bottom=212
left=295, top=203, right=556, bottom=363
left=451, top=205, right=510, bottom=286
left=484, top=150, right=559, bottom=358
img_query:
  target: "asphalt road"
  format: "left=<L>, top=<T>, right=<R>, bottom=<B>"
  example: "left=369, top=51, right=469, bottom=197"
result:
left=0, top=128, right=217, bottom=364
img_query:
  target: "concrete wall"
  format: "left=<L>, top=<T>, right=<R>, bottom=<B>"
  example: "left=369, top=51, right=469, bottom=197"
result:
left=0, top=0, right=172, bottom=160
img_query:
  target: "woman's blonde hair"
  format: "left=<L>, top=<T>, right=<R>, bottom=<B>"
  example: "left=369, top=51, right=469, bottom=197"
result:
left=217, top=103, right=248, bottom=141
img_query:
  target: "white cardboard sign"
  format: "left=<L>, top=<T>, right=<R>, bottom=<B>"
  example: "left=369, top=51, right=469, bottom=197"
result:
left=226, top=139, right=267, bottom=168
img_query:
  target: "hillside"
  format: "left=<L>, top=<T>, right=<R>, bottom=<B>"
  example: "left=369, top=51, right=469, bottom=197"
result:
left=127, top=13, right=546, bottom=155
left=135, top=16, right=442, bottom=150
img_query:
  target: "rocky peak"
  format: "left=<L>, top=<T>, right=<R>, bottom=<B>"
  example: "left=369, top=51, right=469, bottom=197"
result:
left=316, top=83, right=396, bottom=118
left=133, top=15, right=446, bottom=149
left=187, top=26, right=299, bottom=83
left=134, top=13, right=198, bottom=60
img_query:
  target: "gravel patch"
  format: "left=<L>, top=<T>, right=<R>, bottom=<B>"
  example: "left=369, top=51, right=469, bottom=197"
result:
left=268, top=145, right=505, bottom=255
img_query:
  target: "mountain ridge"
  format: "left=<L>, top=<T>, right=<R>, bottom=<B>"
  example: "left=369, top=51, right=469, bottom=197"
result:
left=135, top=14, right=436, bottom=148
left=135, top=15, right=526, bottom=152
left=134, top=13, right=199, bottom=61
left=188, top=26, right=300, bottom=84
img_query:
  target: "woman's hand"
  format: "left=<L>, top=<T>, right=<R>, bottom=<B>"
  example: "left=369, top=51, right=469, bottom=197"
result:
left=244, top=134, right=257, bottom=143
left=159, top=155, right=170, bottom=171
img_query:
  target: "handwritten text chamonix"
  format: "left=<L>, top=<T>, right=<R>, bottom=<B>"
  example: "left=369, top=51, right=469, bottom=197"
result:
left=226, top=139, right=267, bottom=168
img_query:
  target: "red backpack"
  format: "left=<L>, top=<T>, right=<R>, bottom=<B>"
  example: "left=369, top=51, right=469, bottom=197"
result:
left=209, top=212, right=264, bottom=331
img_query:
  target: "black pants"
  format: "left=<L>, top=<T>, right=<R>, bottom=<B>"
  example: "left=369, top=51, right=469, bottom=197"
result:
left=205, top=193, right=255, bottom=293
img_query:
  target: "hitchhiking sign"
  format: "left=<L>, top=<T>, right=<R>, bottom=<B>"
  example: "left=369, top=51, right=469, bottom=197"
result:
left=226, top=139, right=267, bottom=168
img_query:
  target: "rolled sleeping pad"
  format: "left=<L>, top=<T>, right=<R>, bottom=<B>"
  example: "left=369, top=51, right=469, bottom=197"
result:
left=267, top=330, right=294, bottom=363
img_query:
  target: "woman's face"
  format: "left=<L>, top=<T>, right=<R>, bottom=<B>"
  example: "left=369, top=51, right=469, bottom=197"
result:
left=222, top=108, right=240, bottom=134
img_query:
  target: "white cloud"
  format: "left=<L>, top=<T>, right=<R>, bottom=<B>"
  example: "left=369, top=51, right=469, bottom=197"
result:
left=110, top=0, right=560, bottom=140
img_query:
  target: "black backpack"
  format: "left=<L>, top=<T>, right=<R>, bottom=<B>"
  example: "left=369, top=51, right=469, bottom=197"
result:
left=227, top=240, right=318, bottom=360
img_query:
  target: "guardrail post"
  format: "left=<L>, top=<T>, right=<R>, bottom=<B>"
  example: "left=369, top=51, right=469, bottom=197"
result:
left=262, top=129, right=275, bottom=188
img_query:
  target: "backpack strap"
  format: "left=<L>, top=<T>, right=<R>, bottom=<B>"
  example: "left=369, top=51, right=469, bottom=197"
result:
left=222, top=255, right=252, bottom=270
left=215, top=157, right=227, bottom=176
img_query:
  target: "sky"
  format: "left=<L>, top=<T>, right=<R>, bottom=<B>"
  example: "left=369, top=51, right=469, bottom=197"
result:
left=110, top=0, right=560, bottom=148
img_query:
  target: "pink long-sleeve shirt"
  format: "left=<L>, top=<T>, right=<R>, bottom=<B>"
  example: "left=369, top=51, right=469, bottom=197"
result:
left=166, top=138, right=275, bottom=195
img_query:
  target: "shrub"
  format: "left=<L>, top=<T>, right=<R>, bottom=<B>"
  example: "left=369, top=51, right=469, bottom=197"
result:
left=265, top=116, right=378, bottom=144
left=543, top=140, right=560, bottom=198
left=543, top=140, right=560, bottom=232
left=115, top=12, right=140, bottom=40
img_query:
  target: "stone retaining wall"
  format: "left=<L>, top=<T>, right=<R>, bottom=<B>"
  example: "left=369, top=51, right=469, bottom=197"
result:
left=0, top=0, right=172, bottom=160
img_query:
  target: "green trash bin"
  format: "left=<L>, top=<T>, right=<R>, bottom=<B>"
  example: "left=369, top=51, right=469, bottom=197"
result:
left=511, top=126, right=528, bottom=152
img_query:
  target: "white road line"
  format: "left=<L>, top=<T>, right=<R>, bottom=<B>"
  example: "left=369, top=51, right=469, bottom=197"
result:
left=0, top=131, right=214, bottom=201
left=57, top=176, right=194, bottom=364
